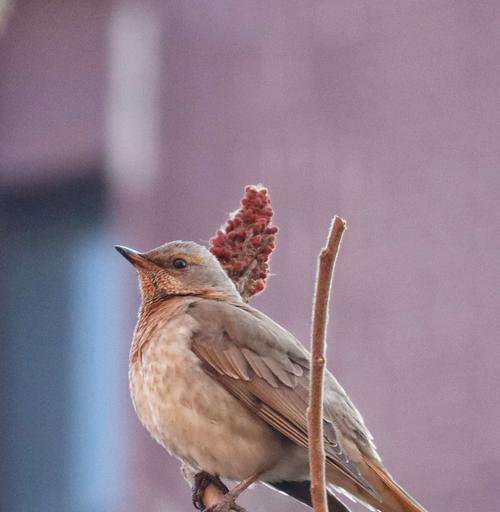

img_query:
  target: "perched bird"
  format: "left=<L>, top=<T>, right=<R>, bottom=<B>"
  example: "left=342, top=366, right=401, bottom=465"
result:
left=116, top=240, right=426, bottom=512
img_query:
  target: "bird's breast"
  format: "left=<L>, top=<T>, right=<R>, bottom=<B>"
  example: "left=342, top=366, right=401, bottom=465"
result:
left=128, top=312, right=291, bottom=479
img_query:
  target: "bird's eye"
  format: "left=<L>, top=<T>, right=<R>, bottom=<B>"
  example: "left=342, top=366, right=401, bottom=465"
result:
left=172, top=258, right=188, bottom=269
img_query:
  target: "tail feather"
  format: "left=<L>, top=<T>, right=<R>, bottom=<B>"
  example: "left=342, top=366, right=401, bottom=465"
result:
left=327, top=460, right=427, bottom=512
left=364, top=459, right=426, bottom=512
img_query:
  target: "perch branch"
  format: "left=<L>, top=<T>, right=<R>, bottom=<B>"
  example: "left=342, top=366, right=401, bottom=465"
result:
left=182, top=465, right=244, bottom=512
left=200, top=484, right=228, bottom=509
left=307, top=216, right=347, bottom=512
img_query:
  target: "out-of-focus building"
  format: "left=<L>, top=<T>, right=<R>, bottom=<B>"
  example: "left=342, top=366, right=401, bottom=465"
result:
left=1, top=2, right=499, bottom=511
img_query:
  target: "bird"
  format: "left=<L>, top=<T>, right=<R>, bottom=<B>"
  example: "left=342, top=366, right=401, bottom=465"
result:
left=115, top=240, right=427, bottom=512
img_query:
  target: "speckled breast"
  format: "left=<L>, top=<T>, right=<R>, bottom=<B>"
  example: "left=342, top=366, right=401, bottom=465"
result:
left=128, top=312, right=287, bottom=479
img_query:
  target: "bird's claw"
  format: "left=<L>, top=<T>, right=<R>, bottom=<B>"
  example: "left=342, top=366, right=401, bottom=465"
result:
left=192, top=471, right=229, bottom=511
left=204, top=492, right=248, bottom=512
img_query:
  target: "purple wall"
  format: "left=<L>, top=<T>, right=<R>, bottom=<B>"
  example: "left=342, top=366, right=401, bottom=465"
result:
left=2, top=1, right=499, bottom=511
left=0, top=0, right=108, bottom=184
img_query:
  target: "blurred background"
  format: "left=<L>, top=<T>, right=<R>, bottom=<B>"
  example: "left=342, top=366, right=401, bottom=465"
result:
left=1, top=1, right=499, bottom=511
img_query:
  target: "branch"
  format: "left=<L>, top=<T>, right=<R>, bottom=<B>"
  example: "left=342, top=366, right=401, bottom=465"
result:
left=307, top=217, right=347, bottom=512
left=181, top=464, right=230, bottom=509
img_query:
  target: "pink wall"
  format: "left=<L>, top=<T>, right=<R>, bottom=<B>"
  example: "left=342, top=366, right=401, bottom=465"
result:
left=0, top=0, right=109, bottom=184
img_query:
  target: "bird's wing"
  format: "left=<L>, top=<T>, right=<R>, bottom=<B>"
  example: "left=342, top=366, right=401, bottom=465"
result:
left=186, top=299, right=380, bottom=500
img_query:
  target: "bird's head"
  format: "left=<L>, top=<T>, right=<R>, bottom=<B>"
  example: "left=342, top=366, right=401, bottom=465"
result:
left=115, top=240, right=240, bottom=303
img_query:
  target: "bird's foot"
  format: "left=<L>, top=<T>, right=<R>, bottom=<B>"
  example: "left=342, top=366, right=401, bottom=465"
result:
left=192, top=471, right=229, bottom=511
left=204, top=492, right=248, bottom=512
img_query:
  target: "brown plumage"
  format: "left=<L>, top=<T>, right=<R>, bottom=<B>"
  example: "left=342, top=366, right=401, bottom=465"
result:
left=116, top=240, right=427, bottom=512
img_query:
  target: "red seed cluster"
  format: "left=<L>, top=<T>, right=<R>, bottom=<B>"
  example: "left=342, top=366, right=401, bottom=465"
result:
left=209, top=185, right=278, bottom=300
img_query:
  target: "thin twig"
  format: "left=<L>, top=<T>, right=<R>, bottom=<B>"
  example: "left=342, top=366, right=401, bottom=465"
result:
left=307, top=216, right=347, bottom=512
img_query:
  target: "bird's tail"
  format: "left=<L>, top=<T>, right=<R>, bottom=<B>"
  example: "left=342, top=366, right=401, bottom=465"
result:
left=327, top=459, right=427, bottom=512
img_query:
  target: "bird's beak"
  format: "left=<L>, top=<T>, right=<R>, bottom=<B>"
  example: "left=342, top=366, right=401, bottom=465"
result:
left=114, top=245, right=151, bottom=270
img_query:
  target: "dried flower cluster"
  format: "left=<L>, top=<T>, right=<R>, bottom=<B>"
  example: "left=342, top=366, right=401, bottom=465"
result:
left=209, top=185, right=278, bottom=301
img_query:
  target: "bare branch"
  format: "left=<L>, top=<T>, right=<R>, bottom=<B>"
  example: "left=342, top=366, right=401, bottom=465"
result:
left=307, top=217, right=347, bottom=512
